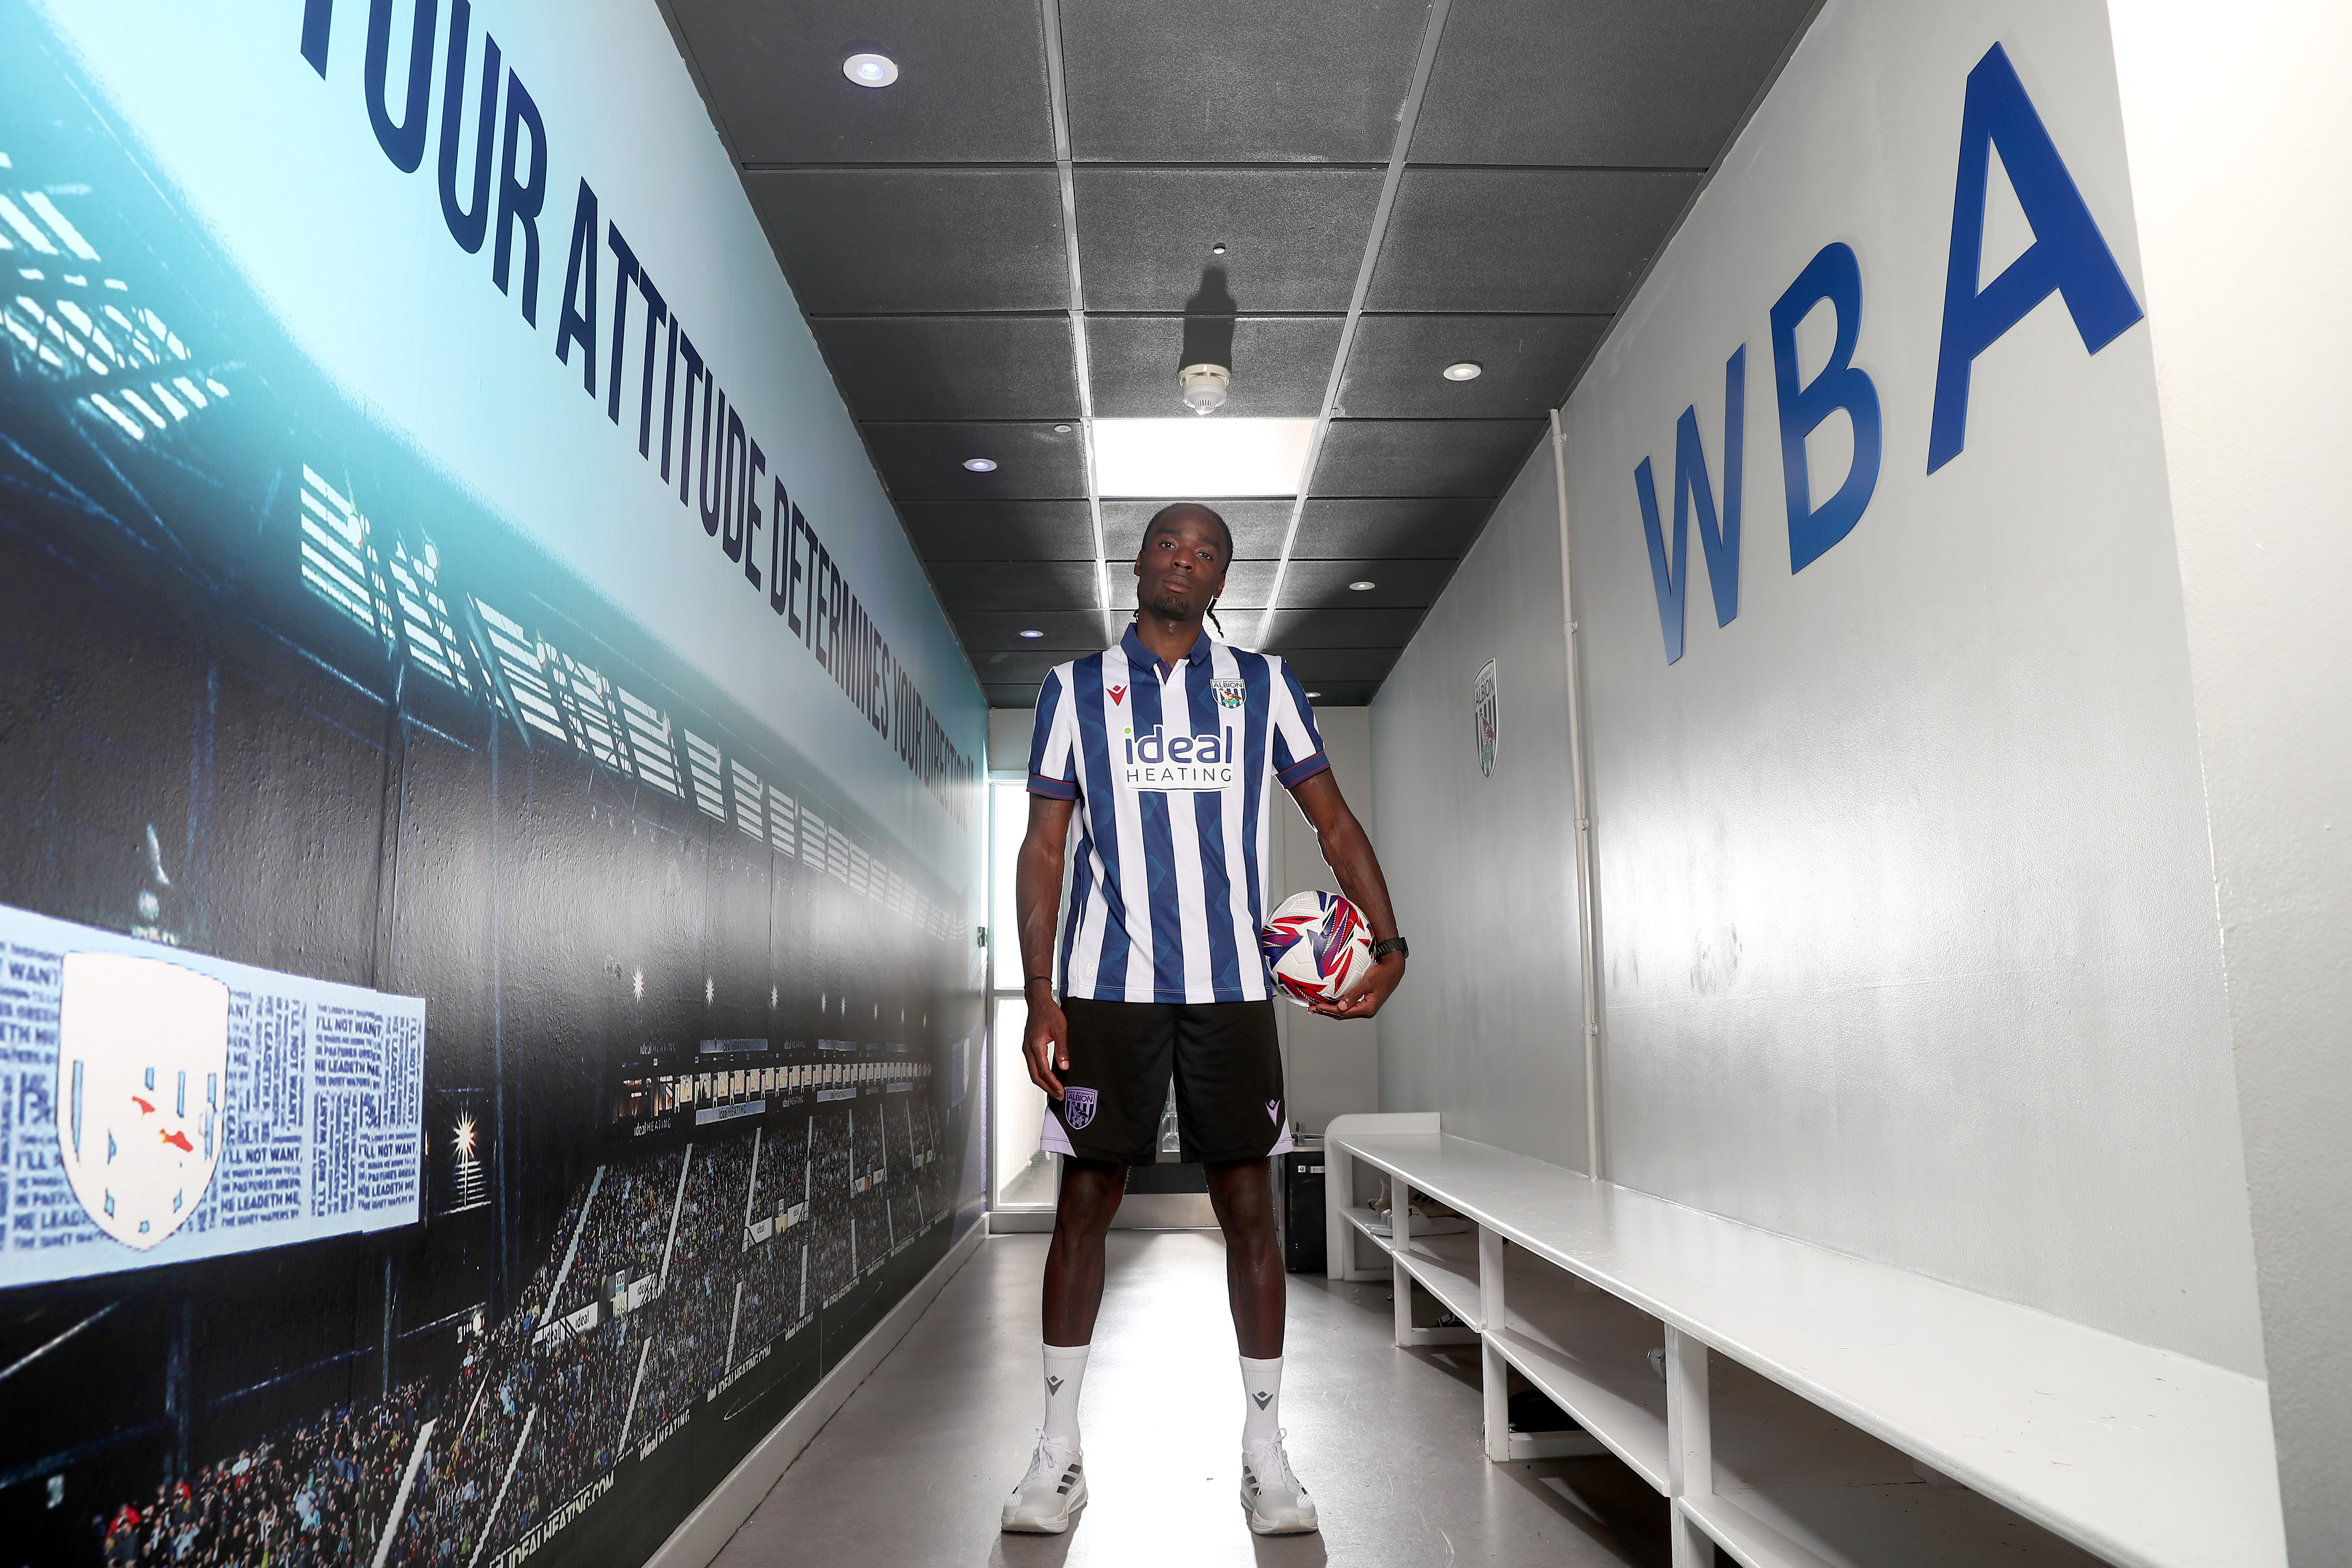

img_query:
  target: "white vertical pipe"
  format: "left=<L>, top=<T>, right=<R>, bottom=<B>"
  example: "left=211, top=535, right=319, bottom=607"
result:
left=1550, top=407, right=1603, bottom=1180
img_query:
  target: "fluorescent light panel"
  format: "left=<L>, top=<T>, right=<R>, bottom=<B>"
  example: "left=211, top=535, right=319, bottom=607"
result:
left=1092, top=418, right=1314, bottom=499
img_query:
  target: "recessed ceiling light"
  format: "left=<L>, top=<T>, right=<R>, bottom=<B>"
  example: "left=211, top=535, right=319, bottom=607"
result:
left=962, top=456, right=996, bottom=472
left=1305, top=691, right=1323, bottom=698
left=1348, top=580, right=1376, bottom=591
left=1210, top=243, right=1227, bottom=255
left=1053, top=423, right=1072, bottom=434
left=1442, top=361, right=1483, bottom=381
left=1092, top=418, right=1314, bottom=498
left=842, top=53, right=898, bottom=88
left=1019, top=628, right=1044, bottom=639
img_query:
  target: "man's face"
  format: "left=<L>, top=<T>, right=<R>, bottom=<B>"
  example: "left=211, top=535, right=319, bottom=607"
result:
left=1133, top=510, right=1228, bottom=621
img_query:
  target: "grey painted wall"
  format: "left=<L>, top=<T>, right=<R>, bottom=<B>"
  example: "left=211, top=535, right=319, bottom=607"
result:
left=1372, top=0, right=2266, bottom=1378
left=2110, top=1, right=2352, bottom=1554
left=1372, top=450, right=1592, bottom=1174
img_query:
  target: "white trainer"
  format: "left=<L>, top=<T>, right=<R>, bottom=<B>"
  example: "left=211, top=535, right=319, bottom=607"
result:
left=1001, top=1431, right=1087, bottom=1534
left=1240, top=1433, right=1318, bottom=1535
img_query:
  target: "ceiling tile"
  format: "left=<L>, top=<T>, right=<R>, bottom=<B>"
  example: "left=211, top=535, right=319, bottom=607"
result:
left=1073, top=169, right=1384, bottom=312
left=812, top=317, right=1078, bottom=421
left=1293, top=683, right=1378, bottom=706
left=1291, top=497, right=1489, bottom=559
left=942, top=559, right=1101, bottom=613
left=1087, top=316, right=1344, bottom=418
left=864, top=422, right=1087, bottom=499
left=671, top=0, right=1054, bottom=163
left=1340, top=315, right=1611, bottom=418
left=1277, top=559, right=1458, bottom=609
left=1100, top=499, right=1292, bottom=560
left=1259, top=607, right=1428, bottom=647
left=955, top=609, right=1110, bottom=648
left=1310, top=420, right=1542, bottom=496
left=984, top=682, right=1045, bottom=708
left=1410, top=0, right=1815, bottom=166
left=968, top=648, right=1093, bottom=685
left=747, top=169, right=1068, bottom=313
left=1207, top=560, right=1277, bottom=611
left=1059, top=0, right=1428, bottom=164
left=1367, top=169, right=1700, bottom=313
left=1277, top=647, right=1404, bottom=683
left=901, top=500, right=1097, bottom=560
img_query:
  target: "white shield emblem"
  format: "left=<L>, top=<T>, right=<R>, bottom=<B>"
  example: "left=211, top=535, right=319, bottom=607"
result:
left=1062, top=1087, right=1099, bottom=1131
left=1212, top=677, right=1246, bottom=710
left=1473, top=659, right=1499, bottom=779
left=55, top=951, right=230, bottom=1250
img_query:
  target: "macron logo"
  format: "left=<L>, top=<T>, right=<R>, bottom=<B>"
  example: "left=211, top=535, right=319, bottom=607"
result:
left=1107, top=684, right=1126, bottom=705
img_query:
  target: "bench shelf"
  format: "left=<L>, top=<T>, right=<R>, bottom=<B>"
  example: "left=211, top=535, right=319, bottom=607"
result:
left=1392, top=1227, right=1482, bottom=1328
left=1490, top=1244, right=1671, bottom=1489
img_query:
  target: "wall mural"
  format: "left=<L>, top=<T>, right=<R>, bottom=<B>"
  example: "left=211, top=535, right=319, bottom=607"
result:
left=0, top=7, right=983, bottom=1566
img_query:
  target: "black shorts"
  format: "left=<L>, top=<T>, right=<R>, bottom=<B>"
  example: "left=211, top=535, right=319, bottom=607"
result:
left=1041, top=998, right=1293, bottom=1166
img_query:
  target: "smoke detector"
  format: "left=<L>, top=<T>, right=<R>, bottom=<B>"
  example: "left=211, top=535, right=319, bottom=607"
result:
left=1179, top=363, right=1231, bottom=416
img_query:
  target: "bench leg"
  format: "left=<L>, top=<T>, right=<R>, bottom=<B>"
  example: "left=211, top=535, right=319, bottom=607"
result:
left=1391, top=1180, right=1415, bottom=1347
left=1479, top=1225, right=1508, bottom=1461
left=1324, top=1143, right=1352, bottom=1281
left=1665, top=1326, right=1715, bottom=1567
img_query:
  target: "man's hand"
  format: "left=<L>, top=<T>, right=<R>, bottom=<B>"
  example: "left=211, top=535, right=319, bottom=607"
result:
left=1023, top=986, right=1070, bottom=1099
left=1310, top=951, right=1404, bottom=1020
left=1014, top=796, right=1078, bottom=1097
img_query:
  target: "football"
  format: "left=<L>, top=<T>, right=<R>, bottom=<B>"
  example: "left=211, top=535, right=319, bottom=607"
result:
left=1260, top=890, right=1376, bottom=1007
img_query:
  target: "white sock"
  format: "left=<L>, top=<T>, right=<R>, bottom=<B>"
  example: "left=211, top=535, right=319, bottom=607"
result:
left=1042, top=1343, right=1090, bottom=1448
left=1240, top=1354, right=1283, bottom=1446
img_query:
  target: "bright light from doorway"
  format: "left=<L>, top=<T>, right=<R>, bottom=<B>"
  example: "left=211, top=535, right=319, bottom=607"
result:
left=1092, top=418, right=1314, bottom=498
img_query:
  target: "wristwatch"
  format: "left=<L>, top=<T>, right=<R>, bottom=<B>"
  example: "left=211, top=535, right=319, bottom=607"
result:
left=1372, top=937, right=1409, bottom=960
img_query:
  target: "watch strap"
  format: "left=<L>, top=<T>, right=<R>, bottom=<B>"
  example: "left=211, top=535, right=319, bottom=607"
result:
left=1372, top=937, right=1409, bottom=960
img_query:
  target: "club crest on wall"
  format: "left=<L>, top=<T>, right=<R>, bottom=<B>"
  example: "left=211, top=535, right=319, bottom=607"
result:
left=1473, top=659, right=1499, bottom=779
left=55, top=951, right=231, bottom=1250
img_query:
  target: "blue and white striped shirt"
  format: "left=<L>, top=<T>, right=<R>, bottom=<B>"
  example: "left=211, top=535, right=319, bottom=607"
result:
left=1029, top=625, right=1329, bottom=1004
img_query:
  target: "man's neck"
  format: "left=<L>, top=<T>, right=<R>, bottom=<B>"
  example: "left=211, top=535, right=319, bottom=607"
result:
left=1131, top=610, right=1205, bottom=671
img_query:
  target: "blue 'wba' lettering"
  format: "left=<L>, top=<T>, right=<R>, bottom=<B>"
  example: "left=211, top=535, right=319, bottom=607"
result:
left=1638, top=41, right=2144, bottom=666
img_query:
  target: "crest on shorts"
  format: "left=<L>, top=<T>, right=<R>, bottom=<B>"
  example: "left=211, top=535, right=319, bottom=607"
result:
left=1062, top=1087, right=1098, bottom=1130
left=1473, top=658, right=1499, bottom=779
left=1212, top=677, right=1246, bottom=710
left=56, top=951, right=230, bottom=1251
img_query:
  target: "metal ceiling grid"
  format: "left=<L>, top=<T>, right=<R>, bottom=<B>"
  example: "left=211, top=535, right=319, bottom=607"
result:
left=660, top=0, right=1819, bottom=710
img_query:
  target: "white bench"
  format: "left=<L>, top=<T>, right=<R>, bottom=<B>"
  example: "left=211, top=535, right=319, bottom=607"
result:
left=1322, top=1115, right=2285, bottom=1568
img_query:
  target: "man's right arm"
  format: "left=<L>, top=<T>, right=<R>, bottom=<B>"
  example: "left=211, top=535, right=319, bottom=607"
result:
left=1015, top=793, right=1076, bottom=1099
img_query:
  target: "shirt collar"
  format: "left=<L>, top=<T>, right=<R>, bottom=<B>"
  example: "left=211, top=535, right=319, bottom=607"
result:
left=1119, top=623, right=1215, bottom=677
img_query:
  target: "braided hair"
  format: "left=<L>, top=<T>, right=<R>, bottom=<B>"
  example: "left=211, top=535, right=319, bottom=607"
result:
left=1137, top=502, right=1234, bottom=634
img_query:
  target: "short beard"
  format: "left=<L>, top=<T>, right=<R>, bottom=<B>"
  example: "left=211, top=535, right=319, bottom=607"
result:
left=1142, top=587, right=1196, bottom=621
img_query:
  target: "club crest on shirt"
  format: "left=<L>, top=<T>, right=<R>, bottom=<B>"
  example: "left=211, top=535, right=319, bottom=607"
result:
left=1063, top=1087, right=1099, bottom=1130
left=1212, top=677, right=1246, bottom=710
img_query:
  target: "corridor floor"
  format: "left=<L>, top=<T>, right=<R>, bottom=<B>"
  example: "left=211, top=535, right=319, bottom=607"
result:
left=711, top=1230, right=1671, bottom=1568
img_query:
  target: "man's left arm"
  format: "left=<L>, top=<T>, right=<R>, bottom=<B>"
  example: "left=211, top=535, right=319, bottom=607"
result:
left=1287, top=771, right=1404, bottom=1019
